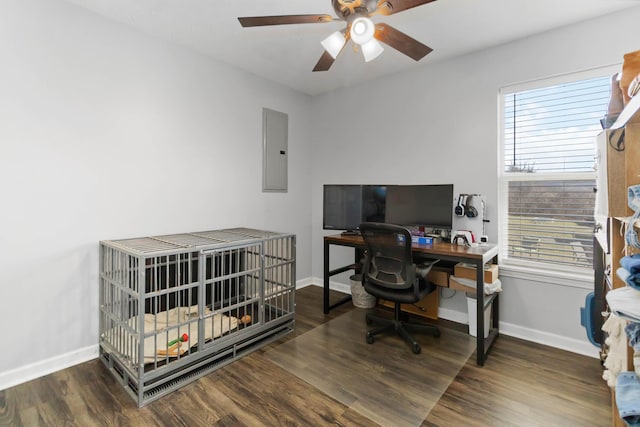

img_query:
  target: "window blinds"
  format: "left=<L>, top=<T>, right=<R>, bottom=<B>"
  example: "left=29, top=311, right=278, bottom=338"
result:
left=503, top=77, right=610, bottom=173
left=500, top=75, right=611, bottom=270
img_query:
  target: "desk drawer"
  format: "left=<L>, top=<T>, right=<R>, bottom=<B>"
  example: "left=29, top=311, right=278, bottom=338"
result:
left=378, top=289, right=439, bottom=320
left=428, top=268, right=450, bottom=287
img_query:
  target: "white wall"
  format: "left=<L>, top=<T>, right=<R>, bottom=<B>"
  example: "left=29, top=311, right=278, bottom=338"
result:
left=0, top=0, right=312, bottom=386
left=310, top=6, right=640, bottom=355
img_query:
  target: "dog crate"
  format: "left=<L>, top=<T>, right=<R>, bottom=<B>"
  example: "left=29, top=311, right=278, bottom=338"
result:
left=99, top=227, right=295, bottom=406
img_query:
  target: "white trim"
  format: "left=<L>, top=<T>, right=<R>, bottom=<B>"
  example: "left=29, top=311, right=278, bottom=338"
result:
left=305, top=277, right=352, bottom=294
left=499, top=264, right=593, bottom=289
left=440, top=309, right=599, bottom=358
left=498, top=320, right=600, bottom=359
left=329, top=280, right=351, bottom=294
left=295, top=277, right=317, bottom=289
left=0, top=345, right=99, bottom=391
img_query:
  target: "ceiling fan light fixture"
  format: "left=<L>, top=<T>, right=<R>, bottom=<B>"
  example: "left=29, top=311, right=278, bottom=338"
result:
left=361, top=38, right=384, bottom=62
left=321, top=31, right=346, bottom=59
left=350, top=17, right=375, bottom=45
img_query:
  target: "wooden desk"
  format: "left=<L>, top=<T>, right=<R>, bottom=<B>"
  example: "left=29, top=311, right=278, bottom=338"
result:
left=323, top=234, right=500, bottom=366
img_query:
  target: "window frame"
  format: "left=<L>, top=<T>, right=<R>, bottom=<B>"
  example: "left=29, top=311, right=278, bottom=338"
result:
left=497, top=65, right=619, bottom=281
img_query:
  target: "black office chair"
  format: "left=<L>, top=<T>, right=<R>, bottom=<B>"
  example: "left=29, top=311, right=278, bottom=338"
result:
left=359, top=222, right=440, bottom=354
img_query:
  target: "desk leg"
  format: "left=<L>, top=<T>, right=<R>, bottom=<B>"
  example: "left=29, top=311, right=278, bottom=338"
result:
left=476, top=261, right=485, bottom=365
left=324, top=240, right=330, bottom=314
left=493, top=291, right=500, bottom=339
left=476, top=256, right=500, bottom=366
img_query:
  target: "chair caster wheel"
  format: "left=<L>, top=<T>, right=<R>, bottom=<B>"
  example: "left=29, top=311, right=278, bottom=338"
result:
left=433, top=329, right=441, bottom=338
left=412, top=343, right=421, bottom=354
left=366, top=334, right=374, bottom=344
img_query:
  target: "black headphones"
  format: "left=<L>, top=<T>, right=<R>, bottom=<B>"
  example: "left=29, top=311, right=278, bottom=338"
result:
left=455, top=194, right=466, bottom=217
left=465, top=195, right=478, bottom=218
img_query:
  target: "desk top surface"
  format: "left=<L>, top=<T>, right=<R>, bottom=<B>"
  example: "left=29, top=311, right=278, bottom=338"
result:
left=324, top=234, right=498, bottom=261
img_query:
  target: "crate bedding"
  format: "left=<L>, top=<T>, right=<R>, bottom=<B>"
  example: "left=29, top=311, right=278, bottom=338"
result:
left=102, top=304, right=239, bottom=363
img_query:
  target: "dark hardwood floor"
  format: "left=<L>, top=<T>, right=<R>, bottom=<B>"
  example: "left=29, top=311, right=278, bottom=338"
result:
left=0, top=286, right=610, bottom=426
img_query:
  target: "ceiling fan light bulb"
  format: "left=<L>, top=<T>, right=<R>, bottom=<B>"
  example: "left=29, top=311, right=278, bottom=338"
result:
left=361, top=39, right=384, bottom=62
left=321, top=31, right=346, bottom=59
left=350, top=17, right=375, bottom=45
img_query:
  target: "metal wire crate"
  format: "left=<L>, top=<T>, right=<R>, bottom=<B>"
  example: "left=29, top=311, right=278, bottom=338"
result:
left=99, top=228, right=295, bottom=406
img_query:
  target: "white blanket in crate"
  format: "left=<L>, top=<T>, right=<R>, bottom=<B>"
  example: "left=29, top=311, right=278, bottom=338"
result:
left=103, top=305, right=239, bottom=363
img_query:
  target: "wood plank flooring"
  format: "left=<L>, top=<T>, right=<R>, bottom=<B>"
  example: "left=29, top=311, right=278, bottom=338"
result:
left=0, top=286, right=610, bottom=426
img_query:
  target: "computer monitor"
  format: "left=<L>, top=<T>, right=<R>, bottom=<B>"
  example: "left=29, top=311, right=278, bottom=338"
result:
left=362, top=185, right=387, bottom=223
left=323, top=185, right=363, bottom=232
left=384, top=184, right=454, bottom=230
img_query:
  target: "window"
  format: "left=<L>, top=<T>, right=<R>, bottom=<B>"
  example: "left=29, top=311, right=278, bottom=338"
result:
left=499, top=69, right=615, bottom=273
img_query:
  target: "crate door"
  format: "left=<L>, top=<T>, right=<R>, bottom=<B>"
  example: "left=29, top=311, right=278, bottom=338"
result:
left=200, top=242, right=262, bottom=347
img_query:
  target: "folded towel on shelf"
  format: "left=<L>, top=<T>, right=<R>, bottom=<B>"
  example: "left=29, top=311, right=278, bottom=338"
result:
left=627, top=322, right=640, bottom=352
left=607, top=286, right=640, bottom=322
left=616, top=372, right=640, bottom=426
left=617, top=267, right=640, bottom=291
left=629, top=185, right=640, bottom=212
left=621, top=254, right=640, bottom=275
left=626, top=212, right=640, bottom=249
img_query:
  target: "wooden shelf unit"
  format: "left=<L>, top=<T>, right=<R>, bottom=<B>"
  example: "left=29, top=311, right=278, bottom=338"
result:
left=602, top=102, right=640, bottom=427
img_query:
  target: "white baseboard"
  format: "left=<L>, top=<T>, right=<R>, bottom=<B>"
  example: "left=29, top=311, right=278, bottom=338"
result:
left=305, top=277, right=351, bottom=294
left=497, top=320, right=600, bottom=358
left=295, top=277, right=316, bottom=289
left=0, top=344, right=99, bottom=391
left=439, top=308, right=599, bottom=358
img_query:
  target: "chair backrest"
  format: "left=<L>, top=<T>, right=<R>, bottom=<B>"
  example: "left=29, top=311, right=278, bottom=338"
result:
left=360, top=222, right=416, bottom=291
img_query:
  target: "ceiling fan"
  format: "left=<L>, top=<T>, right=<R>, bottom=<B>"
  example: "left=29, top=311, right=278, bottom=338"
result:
left=238, top=0, right=436, bottom=72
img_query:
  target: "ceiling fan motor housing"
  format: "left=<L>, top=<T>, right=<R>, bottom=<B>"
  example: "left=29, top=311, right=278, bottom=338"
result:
left=333, top=0, right=378, bottom=19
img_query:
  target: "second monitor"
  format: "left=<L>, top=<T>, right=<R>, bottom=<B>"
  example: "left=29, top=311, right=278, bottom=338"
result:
left=384, top=184, right=454, bottom=230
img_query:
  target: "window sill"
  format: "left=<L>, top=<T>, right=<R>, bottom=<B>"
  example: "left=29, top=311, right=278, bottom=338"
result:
left=498, top=263, right=593, bottom=289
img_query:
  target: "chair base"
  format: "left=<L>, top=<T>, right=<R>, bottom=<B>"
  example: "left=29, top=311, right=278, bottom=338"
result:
left=365, top=305, right=440, bottom=354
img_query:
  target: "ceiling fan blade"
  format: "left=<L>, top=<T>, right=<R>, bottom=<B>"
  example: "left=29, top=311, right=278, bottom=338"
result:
left=238, top=14, right=333, bottom=27
left=313, top=51, right=337, bottom=72
left=375, top=23, right=432, bottom=61
left=375, top=0, right=437, bottom=16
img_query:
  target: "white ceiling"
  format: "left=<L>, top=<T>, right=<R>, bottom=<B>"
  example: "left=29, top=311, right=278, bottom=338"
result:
left=63, top=0, right=640, bottom=96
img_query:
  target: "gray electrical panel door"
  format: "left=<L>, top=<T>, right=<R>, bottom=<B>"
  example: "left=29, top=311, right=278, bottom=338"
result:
left=262, top=108, right=288, bottom=192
